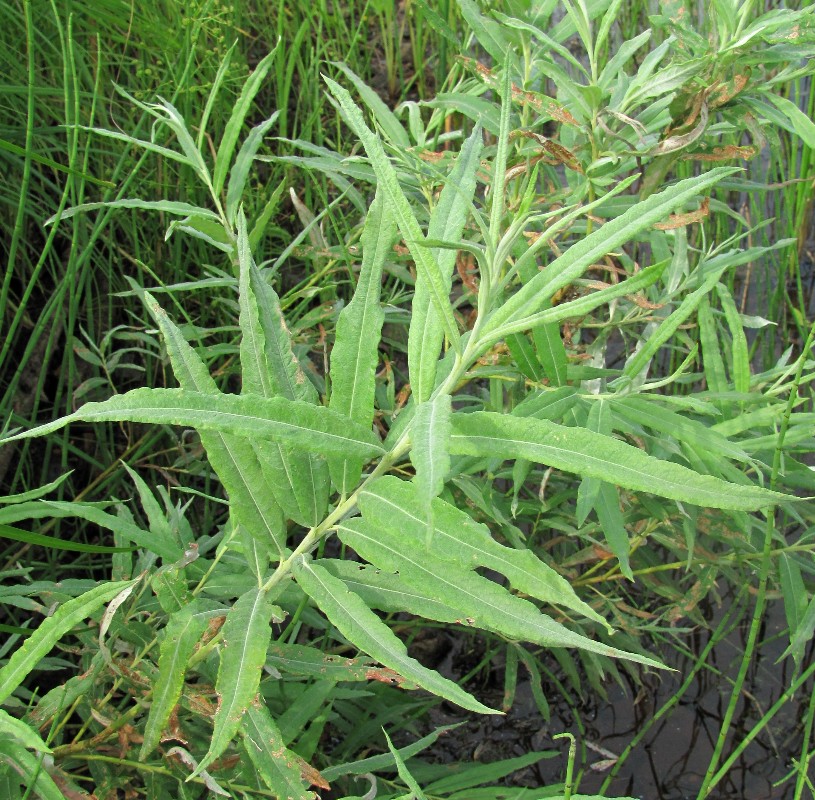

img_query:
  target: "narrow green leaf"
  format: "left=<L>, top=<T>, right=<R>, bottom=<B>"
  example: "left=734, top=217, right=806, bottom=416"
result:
left=321, top=724, right=461, bottom=781
left=248, top=261, right=316, bottom=405
left=0, top=709, right=51, bottom=753
left=0, top=580, right=136, bottom=704
left=40, top=502, right=181, bottom=561
left=384, top=729, right=428, bottom=800
left=197, top=41, right=238, bottom=151
left=456, top=0, right=510, bottom=61
left=241, top=699, right=317, bottom=800
left=194, top=588, right=281, bottom=776
left=620, top=263, right=729, bottom=384
left=506, top=334, right=544, bottom=382
left=410, top=393, right=453, bottom=511
left=236, top=213, right=329, bottom=525
left=140, top=605, right=211, bottom=759
left=45, top=199, right=218, bottom=227
left=108, top=297, right=286, bottom=553
left=330, top=62, right=410, bottom=149
left=324, top=76, right=461, bottom=354
left=3, top=388, right=383, bottom=460
left=595, top=482, right=632, bottom=579
left=226, top=112, right=280, bottom=225
left=486, top=168, right=739, bottom=331
left=613, top=396, right=750, bottom=463
left=0, top=741, right=63, bottom=800
left=716, top=283, right=750, bottom=393
left=292, top=556, right=496, bottom=714
left=533, top=320, right=568, bottom=386
left=337, top=517, right=659, bottom=666
left=575, top=400, right=610, bottom=527
left=0, top=523, right=134, bottom=554
left=359, top=476, right=608, bottom=628
left=698, top=295, right=728, bottom=394
left=448, top=412, right=786, bottom=510
left=408, top=125, right=482, bottom=401
left=213, top=45, right=279, bottom=195
left=0, top=473, right=72, bottom=505
left=328, top=190, right=397, bottom=493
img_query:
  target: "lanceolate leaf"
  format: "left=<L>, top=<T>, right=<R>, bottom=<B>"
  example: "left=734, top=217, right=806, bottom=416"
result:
left=241, top=699, right=317, bottom=800
left=140, top=604, right=212, bottom=759
left=0, top=709, right=51, bottom=753
left=237, top=213, right=329, bottom=526
left=292, top=556, right=496, bottom=714
left=0, top=741, right=63, bottom=800
left=336, top=517, right=660, bottom=666
left=408, top=125, right=482, bottom=402
left=213, top=44, right=279, bottom=196
left=329, top=190, right=397, bottom=493
left=448, top=412, right=786, bottom=510
left=0, top=580, right=137, bottom=704
left=146, top=296, right=286, bottom=554
left=194, top=587, right=281, bottom=776
left=3, top=388, right=384, bottom=459
left=324, top=76, right=462, bottom=354
left=359, top=476, right=607, bottom=628
left=486, top=167, right=739, bottom=331
left=227, top=112, right=280, bottom=225
left=320, top=559, right=462, bottom=623
left=410, top=393, right=453, bottom=511
left=595, top=482, right=632, bottom=580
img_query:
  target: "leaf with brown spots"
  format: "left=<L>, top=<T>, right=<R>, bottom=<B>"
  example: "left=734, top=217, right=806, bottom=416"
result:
left=241, top=699, right=318, bottom=799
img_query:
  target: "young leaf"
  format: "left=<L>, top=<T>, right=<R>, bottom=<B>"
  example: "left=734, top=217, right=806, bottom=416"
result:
left=240, top=699, right=318, bottom=800
left=213, top=45, right=279, bottom=196
left=292, top=556, right=497, bottom=714
left=408, top=125, right=482, bottom=401
left=336, top=517, right=660, bottom=667
left=3, top=388, right=384, bottom=459
left=328, top=190, right=396, bottom=493
left=448, top=412, right=786, bottom=510
left=330, top=62, right=410, bottom=149
left=0, top=580, right=137, bottom=704
left=486, top=168, right=740, bottom=331
left=140, top=604, right=212, bottom=759
left=194, top=587, right=282, bottom=776
left=226, top=111, right=280, bottom=225
left=358, top=476, right=608, bottom=628
left=324, top=76, right=462, bottom=354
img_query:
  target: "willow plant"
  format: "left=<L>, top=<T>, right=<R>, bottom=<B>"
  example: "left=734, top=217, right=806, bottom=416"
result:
left=0, top=45, right=793, bottom=799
